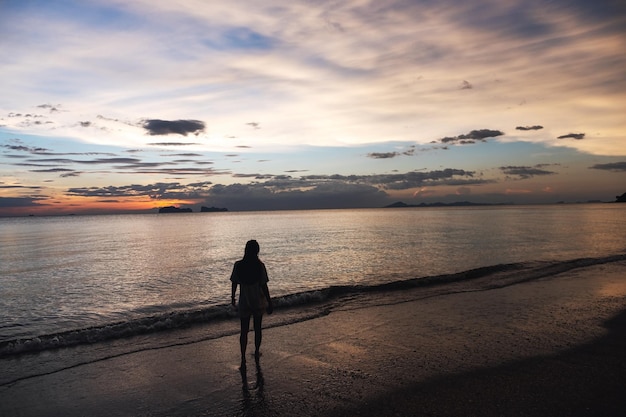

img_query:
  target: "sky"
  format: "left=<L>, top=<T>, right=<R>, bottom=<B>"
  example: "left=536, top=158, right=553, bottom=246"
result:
left=1, top=0, right=625, bottom=216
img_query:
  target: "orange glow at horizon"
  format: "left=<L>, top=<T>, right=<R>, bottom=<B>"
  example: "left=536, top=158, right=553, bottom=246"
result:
left=0, top=195, right=203, bottom=217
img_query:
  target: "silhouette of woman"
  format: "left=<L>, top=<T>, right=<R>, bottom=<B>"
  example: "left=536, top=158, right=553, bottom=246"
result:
left=231, top=240, right=273, bottom=367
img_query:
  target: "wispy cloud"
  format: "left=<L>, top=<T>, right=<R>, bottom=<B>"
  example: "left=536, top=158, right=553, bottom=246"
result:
left=1, top=0, right=625, bottom=213
left=589, top=162, right=626, bottom=172
left=557, top=133, right=585, bottom=140
left=67, top=182, right=214, bottom=200
left=0, top=196, right=48, bottom=208
left=1, top=0, right=624, bottom=154
left=516, top=125, right=543, bottom=131
left=439, top=129, right=505, bottom=145
left=367, top=152, right=400, bottom=159
left=147, top=142, right=202, bottom=146
left=500, top=165, right=557, bottom=180
left=64, top=168, right=488, bottom=205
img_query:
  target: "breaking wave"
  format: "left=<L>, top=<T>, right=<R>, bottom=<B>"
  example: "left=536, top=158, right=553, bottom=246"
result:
left=1, top=254, right=624, bottom=358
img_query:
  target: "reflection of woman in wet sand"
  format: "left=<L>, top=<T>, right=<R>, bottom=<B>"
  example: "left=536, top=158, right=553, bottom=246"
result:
left=231, top=240, right=273, bottom=368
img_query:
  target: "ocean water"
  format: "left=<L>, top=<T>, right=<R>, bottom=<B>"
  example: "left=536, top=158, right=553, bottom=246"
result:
left=1, top=204, right=625, bottom=357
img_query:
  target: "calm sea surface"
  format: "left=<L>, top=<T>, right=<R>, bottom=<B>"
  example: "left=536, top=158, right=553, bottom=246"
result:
left=1, top=205, right=625, bottom=343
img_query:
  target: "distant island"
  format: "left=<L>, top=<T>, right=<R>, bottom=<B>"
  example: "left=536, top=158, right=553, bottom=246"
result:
left=385, top=201, right=509, bottom=208
left=158, top=206, right=193, bottom=213
left=157, top=205, right=228, bottom=213
left=200, top=206, right=228, bottom=212
left=616, top=193, right=626, bottom=203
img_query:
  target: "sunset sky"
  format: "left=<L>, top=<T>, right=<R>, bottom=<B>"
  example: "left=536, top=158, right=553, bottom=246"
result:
left=1, top=0, right=625, bottom=215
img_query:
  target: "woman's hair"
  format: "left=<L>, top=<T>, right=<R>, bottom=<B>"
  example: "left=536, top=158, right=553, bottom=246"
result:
left=244, top=239, right=260, bottom=259
left=238, top=240, right=262, bottom=283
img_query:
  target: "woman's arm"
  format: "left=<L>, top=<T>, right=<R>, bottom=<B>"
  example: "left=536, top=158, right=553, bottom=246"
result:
left=261, top=281, right=271, bottom=303
left=230, top=262, right=239, bottom=306
left=261, top=281, right=273, bottom=313
left=260, top=264, right=271, bottom=302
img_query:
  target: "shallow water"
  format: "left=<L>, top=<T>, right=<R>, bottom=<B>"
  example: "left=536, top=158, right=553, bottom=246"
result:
left=1, top=204, right=625, bottom=347
left=1, top=253, right=625, bottom=390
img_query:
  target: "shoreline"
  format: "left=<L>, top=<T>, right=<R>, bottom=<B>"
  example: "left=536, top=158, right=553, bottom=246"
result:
left=1, top=260, right=625, bottom=416
left=3, top=253, right=625, bottom=359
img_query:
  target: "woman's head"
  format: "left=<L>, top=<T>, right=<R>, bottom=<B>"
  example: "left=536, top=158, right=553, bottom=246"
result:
left=244, top=239, right=260, bottom=258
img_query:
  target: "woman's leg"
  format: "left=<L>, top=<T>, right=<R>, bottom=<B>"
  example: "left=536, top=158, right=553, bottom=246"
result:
left=253, top=313, right=263, bottom=359
left=240, top=316, right=251, bottom=366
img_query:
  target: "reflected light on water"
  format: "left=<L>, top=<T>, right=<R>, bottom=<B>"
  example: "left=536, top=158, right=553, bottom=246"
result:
left=1, top=204, right=625, bottom=341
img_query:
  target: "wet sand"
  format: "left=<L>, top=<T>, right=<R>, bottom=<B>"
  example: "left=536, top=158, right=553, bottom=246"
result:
left=1, top=261, right=625, bottom=416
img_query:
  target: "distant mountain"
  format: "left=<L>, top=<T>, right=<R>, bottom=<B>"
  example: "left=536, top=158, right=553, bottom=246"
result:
left=158, top=206, right=193, bottom=213
left=157, top=205, right=228, bottom=213
left=385, top=201, right=507, bottom=208
left=616, top=193, right=626, bottom=203
left=200, top=206, right=228, bottom=212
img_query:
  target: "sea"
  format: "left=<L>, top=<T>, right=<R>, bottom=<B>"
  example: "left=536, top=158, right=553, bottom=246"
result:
left=1, top=204, right=625, bottom=372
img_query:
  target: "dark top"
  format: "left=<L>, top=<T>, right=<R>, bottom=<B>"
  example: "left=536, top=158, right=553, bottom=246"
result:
left=231, top=258, right=268, bottom=285
left=231, top=258, right=269, bottom=316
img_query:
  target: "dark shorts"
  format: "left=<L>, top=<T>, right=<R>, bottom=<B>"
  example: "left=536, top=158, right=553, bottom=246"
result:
left=238, top=283, right=268, bottom=318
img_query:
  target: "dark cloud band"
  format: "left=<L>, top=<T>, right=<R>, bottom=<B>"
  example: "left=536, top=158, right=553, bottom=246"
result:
left=557, top=133, right=585, bottom=140
left=589, top=162, right=626, bottom=172
left=143, top=119, right=205, bottom=136
left=439, top=129, right=504, bottom=144
left=500, top=165, right=557, bottom=179
left=516, top=125, right=544, bottom=131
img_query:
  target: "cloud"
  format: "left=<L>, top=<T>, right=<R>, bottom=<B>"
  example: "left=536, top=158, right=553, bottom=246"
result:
left=29, top=168, right=76, bottom=173
left=27, top=157, right=142, bottom=165
left=413, top=187, right=436, bottom=197
left=300, top=169, right=488, bottom=190
left=1, top=0, right=624, bottom=158
left=171, top=159, right=213, bottom=165
left=367, top=152, right=400, bottom=159
left=500, top=165, right=557, bottom=179
left=2, top=143, right=51, bottom=154
left=9, top=152, right=225, bottom=179
left=2, top=0, right=626, bottom=214
left=206, top=27, right=275, bottom=51
left=516, top=125, right=544, bottom=131
left=147, top=142, right=202, bottom=146
left=367, top=145, right=417, bottom=159
left=67, top=182, right=213, bottom=200
left=505, top=188, right=532, bottom=195
left=62, top=168, right=490, bottom=210
left=557, top=133, right=585, bottom=140
left=233, top=173, right=261, bottom=178
left=36, top=104, right=61, bottom=112
left=439, top=129, right=504, bottom=144
left=117, top=167, right=224, bottom=176
left=0, top=196, right=48, bottom=208
left=589, top=162, right=626, bottom=172
left=206, top=182, right=389, bottom=211
left=2, top=140, right=118, bottom=157
left=0, top=184, right=42, bottom=190
left=143, top=119, right=205, bottom=136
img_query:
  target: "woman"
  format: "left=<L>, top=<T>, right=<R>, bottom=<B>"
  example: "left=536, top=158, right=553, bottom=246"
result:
left=230, top=240, right=273, bottom=367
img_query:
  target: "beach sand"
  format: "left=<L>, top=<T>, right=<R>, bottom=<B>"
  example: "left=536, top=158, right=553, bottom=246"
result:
left=1, top=261, right=625, bottom=416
